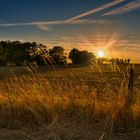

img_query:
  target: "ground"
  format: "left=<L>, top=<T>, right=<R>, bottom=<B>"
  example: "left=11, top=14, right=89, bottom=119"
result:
left=0, top=64, right=140, bottom=140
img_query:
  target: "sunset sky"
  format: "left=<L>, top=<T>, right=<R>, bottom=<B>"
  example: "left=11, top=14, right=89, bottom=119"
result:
left=0, top=0, right=140, bottom=62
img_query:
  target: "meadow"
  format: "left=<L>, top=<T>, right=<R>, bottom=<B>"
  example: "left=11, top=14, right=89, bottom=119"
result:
left=0, top=64, right=140, bottom=140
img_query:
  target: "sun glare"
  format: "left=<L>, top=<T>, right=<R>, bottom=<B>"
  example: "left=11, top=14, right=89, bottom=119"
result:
left=97, top=50, right=105, bottom=58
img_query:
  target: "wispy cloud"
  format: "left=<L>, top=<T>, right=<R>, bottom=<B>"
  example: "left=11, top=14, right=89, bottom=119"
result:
left=35, top=19, right=114, bottom=31
left=36, top=24, right=50, bottom=31
left=35, top=19, right=113, bottom=26
left=103, top=0, right=140, bottom=16
left=0, top=21, right=61, bottom=27
left=66, top=0, right=125, bottom=21
left=0, top=19, right=113, bottom=30
left=0, top=0, right=125, bottom=31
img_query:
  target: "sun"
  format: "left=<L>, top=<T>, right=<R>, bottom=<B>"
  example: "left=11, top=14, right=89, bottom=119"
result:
left=97, top=50, right=105, bottom=58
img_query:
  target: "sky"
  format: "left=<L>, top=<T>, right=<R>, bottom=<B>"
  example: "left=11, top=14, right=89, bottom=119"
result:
left=0, top=0, right=140, bottom=62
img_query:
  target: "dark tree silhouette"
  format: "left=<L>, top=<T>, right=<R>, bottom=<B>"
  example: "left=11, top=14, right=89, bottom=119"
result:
left=127, top=58, right=131, bottom=64
left=0, top=40, right=131, bottom=67
left=69, top=48, right=96, bottom=64
left=69, top=48, right=81, bottom=64
left=109, top=58, right=131, bottom=65
left=49, top=46, right=66, bottom=64
left=0, top=41, right=47, bottom=66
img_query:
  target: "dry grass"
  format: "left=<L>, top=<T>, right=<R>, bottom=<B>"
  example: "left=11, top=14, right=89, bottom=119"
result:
left=0, top=64, right=140, bottom=139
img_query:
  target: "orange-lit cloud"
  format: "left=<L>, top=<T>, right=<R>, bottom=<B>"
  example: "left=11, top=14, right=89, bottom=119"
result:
left=103, top=0, right=140, bottom=16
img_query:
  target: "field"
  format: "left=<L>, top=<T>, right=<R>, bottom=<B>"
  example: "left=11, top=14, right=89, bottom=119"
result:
left=0, top=64, right=140, bottom=140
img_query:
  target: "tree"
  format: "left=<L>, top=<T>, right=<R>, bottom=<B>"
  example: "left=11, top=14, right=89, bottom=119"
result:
left=69, top=48, right=81, bottom=64
left=69, top=48, right=96, bottom=64
left=97, top=58, right=107, bottom=64
left=49, top=46, right=66, bottom=64
left=0, top=41, right=48, bottom=66
left=127, top=59, right=131, bottom=64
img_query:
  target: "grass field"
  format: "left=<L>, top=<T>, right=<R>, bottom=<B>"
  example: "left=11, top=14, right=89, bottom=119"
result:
left=0, top=64, right=140, bottom=140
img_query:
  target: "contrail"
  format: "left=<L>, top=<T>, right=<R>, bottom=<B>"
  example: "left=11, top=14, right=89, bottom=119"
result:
left=66, top=0, right=126, bottom=22
left=0, top=21, right=63, bottom=27
left=0, top=0, right=126, bottom=29
left=103, top=0, right=140, bottom=16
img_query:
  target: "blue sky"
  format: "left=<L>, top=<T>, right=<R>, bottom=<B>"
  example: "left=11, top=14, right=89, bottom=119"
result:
left=0, top=0, right=140, bottom=62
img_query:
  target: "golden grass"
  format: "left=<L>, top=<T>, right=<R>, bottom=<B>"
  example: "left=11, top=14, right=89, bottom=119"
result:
left=0, top=65, right=140, bottom=139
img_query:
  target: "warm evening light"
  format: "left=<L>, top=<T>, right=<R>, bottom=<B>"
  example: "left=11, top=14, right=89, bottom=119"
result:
left=97, top=50, right=105, bottom=58
left=0, top=1, right=140, bottom=138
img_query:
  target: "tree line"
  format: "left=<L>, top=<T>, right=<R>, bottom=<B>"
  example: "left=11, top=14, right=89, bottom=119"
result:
left=0, top=41, right=130, bottom=66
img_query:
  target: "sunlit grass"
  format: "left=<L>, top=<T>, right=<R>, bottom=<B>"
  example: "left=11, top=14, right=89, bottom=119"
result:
left=0, top=64, right=139, bottom=139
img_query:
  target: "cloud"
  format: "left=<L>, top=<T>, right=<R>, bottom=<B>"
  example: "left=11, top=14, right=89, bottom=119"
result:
left=0, top=19, right=113, bottom=31
left=36, top=19, right=114, bottom=30
left=66, top=0, right=125, bottom=21
left=103, top=0, right=140, bottom=16
left=36, top=24, right=50, bottom=31
left=0, top=0, right=126, bottom=31
left=66, top=19, right=114, bottom=24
